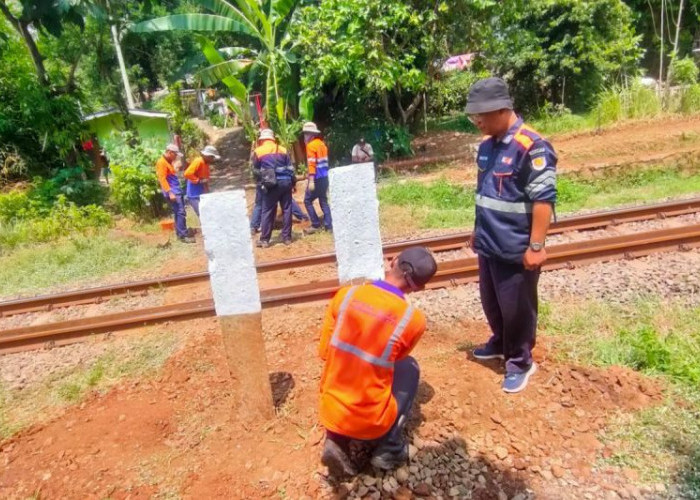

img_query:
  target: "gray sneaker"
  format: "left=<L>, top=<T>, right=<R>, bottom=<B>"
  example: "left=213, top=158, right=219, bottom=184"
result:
left=502, top=362, right=537, bottom=393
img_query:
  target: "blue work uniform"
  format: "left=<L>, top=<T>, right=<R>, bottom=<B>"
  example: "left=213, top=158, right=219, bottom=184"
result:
left=253, top=140, right=296, bottom=243
left=473, top=118, right=557, bottom=374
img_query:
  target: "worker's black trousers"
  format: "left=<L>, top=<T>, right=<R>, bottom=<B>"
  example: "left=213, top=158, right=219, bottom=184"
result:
left=260, top=179, right=293, bottom=243
left=479, top=255, right=540, bottom=374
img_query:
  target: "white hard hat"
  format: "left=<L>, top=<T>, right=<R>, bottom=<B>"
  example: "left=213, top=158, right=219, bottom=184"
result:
left=302, top=121, right=321, bottom=134
left=165, top=143, right=181, bottom=154
left=201, top=145, right=221, bottom=159
left=259, top=128, right=275, bottom=141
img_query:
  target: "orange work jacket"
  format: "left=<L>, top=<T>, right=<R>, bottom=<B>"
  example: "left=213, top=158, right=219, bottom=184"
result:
left=318, top=282, right=426, bottom=440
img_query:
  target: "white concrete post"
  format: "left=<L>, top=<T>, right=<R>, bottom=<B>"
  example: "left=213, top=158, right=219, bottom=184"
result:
left=328, top=162, right=385, bottom=284
left=199, top=190, right=274, bottom=420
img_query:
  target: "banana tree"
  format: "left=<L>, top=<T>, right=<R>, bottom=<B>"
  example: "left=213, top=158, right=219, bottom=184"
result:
left=130, top=0, right=303, bottom=146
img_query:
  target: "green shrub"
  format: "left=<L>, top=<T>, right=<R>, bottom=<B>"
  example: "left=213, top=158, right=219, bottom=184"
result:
left=679, top=84, right=700, bottom=114
left=110, top=164, right=165, bottom=220
left=102, top=132, right=162, bottom=170
left=669, top=57, right=699, bottom=86
left=530, top=103, right=594, bottom=135
left=0, top=195, right=112, bottom=250
left=31, top=168, right=107, bottom=208
left=593, top=82, right=661, bottom=125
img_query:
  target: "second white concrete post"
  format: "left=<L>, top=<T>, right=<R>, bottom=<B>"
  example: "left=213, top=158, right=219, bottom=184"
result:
left=329, top=162, right=385, bottom=284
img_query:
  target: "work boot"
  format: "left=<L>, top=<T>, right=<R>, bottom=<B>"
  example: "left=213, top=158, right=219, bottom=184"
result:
left=256, top=240, right=271, bottom=248
left=304, top=226, right=321, bottom=235
left=178, top=236, right=196, bottom=244
left=321, top=437, right=357, bottom=478
left=282, top=239, right=292, bottom=246
left=370, top=443, right=409, bottom=471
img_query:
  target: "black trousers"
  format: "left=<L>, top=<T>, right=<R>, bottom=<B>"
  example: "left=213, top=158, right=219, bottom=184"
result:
left=260, top=179, right=293, bottom=242
left=479, top=255, right=540, bottom=374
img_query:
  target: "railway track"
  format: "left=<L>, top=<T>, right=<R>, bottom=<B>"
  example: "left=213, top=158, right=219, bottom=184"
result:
left=1, top=197, right=699, bottom=319
left=2, top=223, right=700, bottom=354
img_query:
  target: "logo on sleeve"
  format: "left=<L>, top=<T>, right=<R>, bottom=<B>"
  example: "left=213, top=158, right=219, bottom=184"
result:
left=529, top=147, right=546, bottom=156
left=532, top=156, right=547, bottom=171
left=501, top=156, right=513, bottom=165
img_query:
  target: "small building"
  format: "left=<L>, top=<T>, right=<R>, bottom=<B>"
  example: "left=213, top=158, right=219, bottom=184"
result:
left=82, top=108, right=171, bottom=144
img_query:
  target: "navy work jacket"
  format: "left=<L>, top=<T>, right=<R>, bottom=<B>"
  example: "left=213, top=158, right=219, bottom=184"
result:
left=473, top=118, right=558, bottom=262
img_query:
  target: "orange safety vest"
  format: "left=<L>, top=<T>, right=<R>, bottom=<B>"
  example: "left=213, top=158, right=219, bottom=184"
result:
left=318, top=283, right=426, bottom=440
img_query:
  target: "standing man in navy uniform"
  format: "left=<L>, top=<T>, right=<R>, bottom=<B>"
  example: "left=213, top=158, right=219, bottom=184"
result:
left=466, top=77, right=557, bottom=393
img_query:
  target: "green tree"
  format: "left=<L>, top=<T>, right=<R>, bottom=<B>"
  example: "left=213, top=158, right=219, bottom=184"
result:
left=294, top=0, right=453, bottom=126
left=0, top=31, right=86, bottom=178
left=481, top=0, right=642, bottom=113
left=0, top=0, right=84, bottom=87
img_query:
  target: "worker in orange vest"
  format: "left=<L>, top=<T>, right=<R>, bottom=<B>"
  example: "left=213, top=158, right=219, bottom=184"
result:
left=318, top=247, right=438, bottom=476
left=302, top=121, right=332, bottom=233
left=184, top=145, right=220, bottom=217
left=156, top=143, right=194, bottom=243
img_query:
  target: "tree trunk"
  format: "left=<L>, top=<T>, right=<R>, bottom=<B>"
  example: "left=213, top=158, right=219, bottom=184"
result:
left=0, top=2, right=48, bottom=86
left=381, top=92, right=395, bottom=124
left=667, top=0, right=685, bottom=87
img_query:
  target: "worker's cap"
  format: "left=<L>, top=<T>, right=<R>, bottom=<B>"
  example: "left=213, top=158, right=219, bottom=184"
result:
left=258, top=128, right=275, bottom=141
left=465, top=77, right=513, bottom=114
left=302, top=121, right=321, bottom=134
left=165, top=143, right=183, bottom=156
left=201, top=145, right=221, bottom=159
left=397, top=246, right=438, bottom=291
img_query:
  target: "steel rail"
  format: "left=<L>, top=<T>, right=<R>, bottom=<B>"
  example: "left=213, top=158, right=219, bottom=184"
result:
left=1, top=197, right=699, bottom=318
left=2, top=224, right=699, bottom=354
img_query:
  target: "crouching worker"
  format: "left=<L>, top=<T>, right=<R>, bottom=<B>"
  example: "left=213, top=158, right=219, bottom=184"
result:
left=318, top=247, right=438, bottom=477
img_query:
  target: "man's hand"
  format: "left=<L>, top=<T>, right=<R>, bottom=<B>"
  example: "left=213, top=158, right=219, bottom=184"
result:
left=523, top=247, right=547, bottom=270
left=468, top=233, right=475, bottom=252
left=168, top=192, right=176, bottom=201
left=308, top=179, right=315, bottom=192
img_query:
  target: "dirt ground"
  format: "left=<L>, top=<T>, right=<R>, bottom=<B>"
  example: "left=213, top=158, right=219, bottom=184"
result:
left=387, top=115, right=700, bottom=186
left=0, top=306, right=664, bottom=500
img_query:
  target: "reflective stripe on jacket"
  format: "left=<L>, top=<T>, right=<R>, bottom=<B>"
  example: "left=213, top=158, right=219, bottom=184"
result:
left=184, top=156, right=210, bottom=198
left=155, top=156, right=181, bottom=196
left=306, top=137, right=329, bottom=179
left=473, top=118, right=558, bottom=262
left=252, top=139, right=294, bottom=180
left=318, top=283, right=426, bottom=440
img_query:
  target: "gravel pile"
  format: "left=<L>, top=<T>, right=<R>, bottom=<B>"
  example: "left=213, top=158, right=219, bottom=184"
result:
left=320, top=434, right=535, bottom=500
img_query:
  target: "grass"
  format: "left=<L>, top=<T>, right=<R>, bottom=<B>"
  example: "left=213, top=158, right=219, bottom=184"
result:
left=0, top=233, right=191, bottom=298
left=0, top=331, right=181, bottom=439
left=540, top=297, right=700, bottom=495
left=377, top=166, right=700, bottom=232
left=378, top=178, right=475, bottom=230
